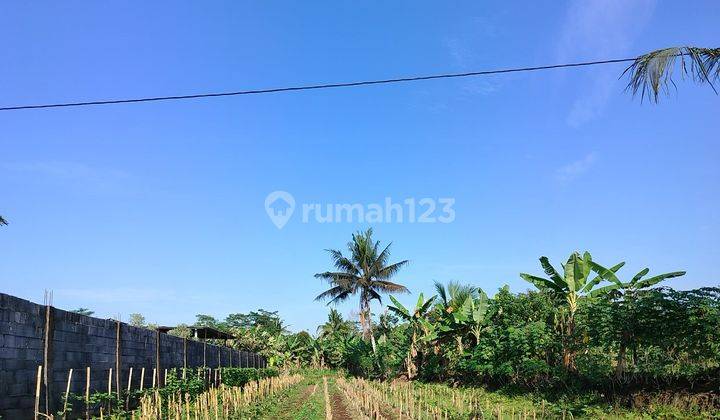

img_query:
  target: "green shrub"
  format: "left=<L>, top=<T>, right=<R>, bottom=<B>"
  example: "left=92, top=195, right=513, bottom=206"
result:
left=160, top=368, right=207, bottom=399
left=220, top=367, right=279, bottom=387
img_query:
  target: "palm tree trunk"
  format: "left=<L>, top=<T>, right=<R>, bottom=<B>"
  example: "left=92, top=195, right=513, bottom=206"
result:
left=359, top=298, right=377, bottom=353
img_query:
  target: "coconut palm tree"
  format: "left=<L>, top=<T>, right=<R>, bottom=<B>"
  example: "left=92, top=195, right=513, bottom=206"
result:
left=0, top=216, right=7, bottom=226
left=388, top=293, right=436, bottom=378
left=623, top=46, right=720, bottom=102
left=315, top=228, right=410, bottom=352
left=520, top=252, right=622, bottom=369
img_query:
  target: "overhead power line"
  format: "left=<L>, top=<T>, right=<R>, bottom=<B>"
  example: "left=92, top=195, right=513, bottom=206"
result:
left=0, top=57, right=638, bottom=112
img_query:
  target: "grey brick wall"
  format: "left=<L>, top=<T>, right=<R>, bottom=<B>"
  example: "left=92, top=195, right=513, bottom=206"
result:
left=0, top=293, right=265, bottom=420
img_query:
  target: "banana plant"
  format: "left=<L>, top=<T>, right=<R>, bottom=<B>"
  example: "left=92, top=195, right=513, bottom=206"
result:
left=588, top=265, right=686, bottom=298
left=521, top=252, right=622, bottom=315
left=388, top=293, right=436, bottom=379
left=520, top=251, right=623, bottom=369
left=433, top=281, right=479, bottom=352
left=589, top=264, right=685, bottom=378
left=468, top=291, right=490, bottom=346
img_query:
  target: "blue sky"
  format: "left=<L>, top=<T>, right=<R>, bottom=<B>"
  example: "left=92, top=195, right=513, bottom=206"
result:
left=1, top=1, right=718, bottom=333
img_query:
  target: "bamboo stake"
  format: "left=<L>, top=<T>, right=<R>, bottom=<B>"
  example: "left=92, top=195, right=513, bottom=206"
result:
left=108, top=368, right=113, bottom=414
left=126, top=367, right=133, bottom=409
left=85, top=367, right=90, bottom=420
left=63, top=368, right=73, bottom=418
left=34, top=365, right=42, bottom=420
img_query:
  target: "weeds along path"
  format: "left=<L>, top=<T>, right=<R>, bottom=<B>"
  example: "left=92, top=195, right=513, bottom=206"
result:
left=259, top=374, right=326, bottom=420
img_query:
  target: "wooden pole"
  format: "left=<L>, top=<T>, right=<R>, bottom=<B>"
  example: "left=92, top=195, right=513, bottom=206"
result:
left=115, top=321, right=122, bottom=400
left=183, top=338, right=188, bottom=371
left=140, top=367, right=145, bottom=391
left=34, top=365, right=42, bottom=420
left=42, top=305, right=54, bottom=415
left=151, top=368, right=156, bottom=388
left=202, top=330, right=207, bottom=368
left=63, top=368, right=73, bottom=418
left=155, top=329, right=162, bottom=388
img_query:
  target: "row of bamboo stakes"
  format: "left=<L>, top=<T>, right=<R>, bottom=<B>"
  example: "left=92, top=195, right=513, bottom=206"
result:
left=336, top=376, right=548, bottom=419
left=132, top=374, right=302, bottom=420
left=33, top=364, right=232, bottom=420
left=322, top=376, right=332, bottom=420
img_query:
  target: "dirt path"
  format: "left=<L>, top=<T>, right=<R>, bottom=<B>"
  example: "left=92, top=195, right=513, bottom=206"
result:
left=330, top=391, right=353, bottom=420
left=261, top=383, right=315, bottom=420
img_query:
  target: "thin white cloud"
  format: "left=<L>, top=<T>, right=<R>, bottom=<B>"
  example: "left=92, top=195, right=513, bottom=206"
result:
left=2, top=161, right=128, bottom=180
left=55, top=288, right=176, bottom=304
left=442, top=12, right=505, bottom=98
left=557, top=0, right=656, bottom=126
left=556, top=152, right=597, bottom=183
left=1, top=161, right=131, bottom=193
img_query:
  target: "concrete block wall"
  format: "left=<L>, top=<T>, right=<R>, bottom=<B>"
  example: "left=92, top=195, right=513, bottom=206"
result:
left=0, top=293, right=266, bottom=419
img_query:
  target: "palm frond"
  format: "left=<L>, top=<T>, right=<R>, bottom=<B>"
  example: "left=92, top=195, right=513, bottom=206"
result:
left=0, top=216, right=7, bottom=226
left=314, top=271, right=358, bottom=284
left=366, top=288, right=383, bottom=304
left=371, top=242, right=393, bottom=275
left=326, top=249, right=360, bottom=274
left=623, top=47, right=720, bottom=102
left=327, top=291, right=353, bottom=305
left=372, top=280, right=410, bottom=294
left=376, top=259, right=410, bottom=280
left=315, top=285, right=352, bottom=303
left=434, top=281, right=448, bottom=305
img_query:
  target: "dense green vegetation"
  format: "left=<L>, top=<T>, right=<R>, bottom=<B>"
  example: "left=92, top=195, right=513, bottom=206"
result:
left=221, top=367, right=279, bottom=387
left=183, top=230, right=719, bottom=416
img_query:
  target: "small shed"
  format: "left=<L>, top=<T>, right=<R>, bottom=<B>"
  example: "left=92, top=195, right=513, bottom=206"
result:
left=157, top=325, right=235, bottom=341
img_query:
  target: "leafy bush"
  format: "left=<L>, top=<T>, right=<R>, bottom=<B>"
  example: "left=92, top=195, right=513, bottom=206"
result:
left=220, top=367, right=279, bottom=387
left=160, top=368, right=207, bottom=398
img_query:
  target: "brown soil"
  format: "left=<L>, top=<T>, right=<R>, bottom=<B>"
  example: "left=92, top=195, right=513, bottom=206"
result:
left=330, top=391, right=353, bottom=420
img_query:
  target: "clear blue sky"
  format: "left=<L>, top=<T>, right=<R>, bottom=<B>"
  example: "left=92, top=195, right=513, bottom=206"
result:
left=1, top=1, right=718, bottom=333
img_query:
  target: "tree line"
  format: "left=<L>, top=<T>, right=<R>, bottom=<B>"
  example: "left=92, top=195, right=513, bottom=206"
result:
left=158, top=229, right=718, bottom=397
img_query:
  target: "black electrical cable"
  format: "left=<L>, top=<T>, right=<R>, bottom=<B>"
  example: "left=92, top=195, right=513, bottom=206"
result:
left=0, top=57, right=638, bottom=112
